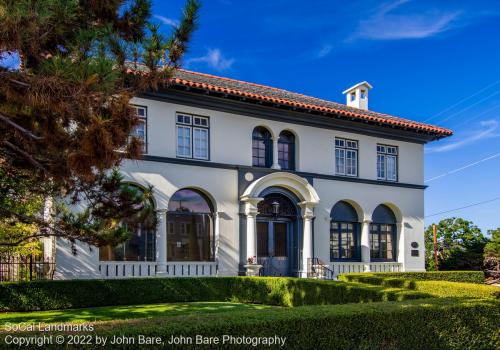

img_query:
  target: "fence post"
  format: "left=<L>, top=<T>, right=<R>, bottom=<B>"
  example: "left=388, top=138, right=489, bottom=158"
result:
left=29, top=255, right=33, bottom=281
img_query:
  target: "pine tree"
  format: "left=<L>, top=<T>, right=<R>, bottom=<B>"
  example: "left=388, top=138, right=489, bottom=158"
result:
left=0, top=0, right=200, bottom=249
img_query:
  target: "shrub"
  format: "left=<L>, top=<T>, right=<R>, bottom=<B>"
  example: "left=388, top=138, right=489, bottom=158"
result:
left=339, top=273, right=497, bottom=299
left=0, top=277, right=430, bottom=312
left=339, top=271, right=484, bottom=284
left=412, top=281, right=499, bottom=299
left=379, top=271, right=484, bottom=283
left=4, top=298, right=497, bottom=350
left=338, top=274, right=416, bottom=289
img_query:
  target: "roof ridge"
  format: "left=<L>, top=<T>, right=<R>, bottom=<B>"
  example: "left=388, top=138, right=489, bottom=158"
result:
left=177, top=68, right=329, bottom=101
left=175, top=69, right=451, bottom=134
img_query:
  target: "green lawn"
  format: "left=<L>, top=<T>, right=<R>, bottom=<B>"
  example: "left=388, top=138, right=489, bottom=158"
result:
left=0, top=302, right=275, bottom=327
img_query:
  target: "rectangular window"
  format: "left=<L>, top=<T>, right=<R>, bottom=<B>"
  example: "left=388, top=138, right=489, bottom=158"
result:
left=335, top=138, right=358, bottom=176
left=377, top=144, right=398, bottom=181
left=176, top=113, right=209, bottom=160
left=131, top=106, right=147, bottom=153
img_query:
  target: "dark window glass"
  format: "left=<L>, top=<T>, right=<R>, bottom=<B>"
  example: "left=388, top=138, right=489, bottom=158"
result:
left=257, top=222, right=269, bottom=257
left=274, top=223, right=288, bottom=257
left=370, top=222, right=396, bottom=261
left=168, top=189, right=212, bottom=213
left=252, top=127, right=272, bottom=167
left=330, top=201, right=360, bottom=261
left=167, top=189, right=214, bottom=261
left=99, top=186, right=156, bottom=262
left=278, top=131, right=295, bottom=170
left=257, top=194, right=297, bottom=217
left=330, top=221, right=359, bottom=261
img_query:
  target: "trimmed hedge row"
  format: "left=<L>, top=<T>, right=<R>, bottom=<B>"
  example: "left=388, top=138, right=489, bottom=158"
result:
left=339, top=273, right=498, bottom=299
left=0, top=277, right=430, bottom=312
left=338, top=274, right=417, bottom=289
left=345, top=271, right=484, bottom=284
left=5, top=298, right=498, bottom=349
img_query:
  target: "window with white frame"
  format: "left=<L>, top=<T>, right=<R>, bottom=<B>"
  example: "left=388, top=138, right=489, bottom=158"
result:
left=131, top=106, right=147, bottom=153
left=377, top=144, right=398, bottom=181
left=335, top=138, right=358, bottom=177
left=176, top=113, right=209, bottom=160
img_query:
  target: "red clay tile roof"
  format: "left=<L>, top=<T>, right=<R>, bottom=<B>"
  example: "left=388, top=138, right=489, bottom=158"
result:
left=170, top=69, right=452, bottom=137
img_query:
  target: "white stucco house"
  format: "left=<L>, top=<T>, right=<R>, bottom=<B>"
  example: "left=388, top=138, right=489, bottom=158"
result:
left=51, top=69, right=452, bottom=279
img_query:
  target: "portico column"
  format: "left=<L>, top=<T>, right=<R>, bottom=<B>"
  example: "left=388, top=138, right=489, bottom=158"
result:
left=214, top=212, right=220, bottom=262
left=397, top=222, right=404, bottom=270
left=241, top=197, right=264, bottom=262
left=156, top=209, right=168, bottom=276
left=299, top=202, right=315, bottom=278
left=271, top=136, right=281, bottom=170
left=361, top=219, right=371, bottom=272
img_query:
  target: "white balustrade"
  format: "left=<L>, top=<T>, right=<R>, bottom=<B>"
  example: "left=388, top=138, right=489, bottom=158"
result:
left=328, top=262, right=402, bottom=279
left=98, top=262, right=218, bottom=279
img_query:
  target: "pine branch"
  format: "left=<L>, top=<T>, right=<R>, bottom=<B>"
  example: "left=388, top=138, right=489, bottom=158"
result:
left=0, top=112, right=42, bottom=140
left=2, top=141, right=47, bottom=172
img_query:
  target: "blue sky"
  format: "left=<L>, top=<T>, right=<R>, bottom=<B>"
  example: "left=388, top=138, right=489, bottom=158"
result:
left=2, top=1, right=498, bottom=233
left=152, top=0, right=500, bottom=233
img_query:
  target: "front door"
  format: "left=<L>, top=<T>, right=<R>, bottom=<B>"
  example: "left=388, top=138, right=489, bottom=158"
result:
left=257, top=221, right=290, bottom=276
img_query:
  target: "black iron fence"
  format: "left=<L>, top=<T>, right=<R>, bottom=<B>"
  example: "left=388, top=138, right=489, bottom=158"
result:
left=0, top=255, right=55, bottom=282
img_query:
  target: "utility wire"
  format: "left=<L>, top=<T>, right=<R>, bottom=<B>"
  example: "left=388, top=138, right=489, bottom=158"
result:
left=425, top=152, right=500, bottom=182
left=425, top=197, right=500, bottom=218
left=424, top=79, right=500, bottom=122
left=451, top=103, right=500, bottom=129
left=438, top=89, right=500, bottom=124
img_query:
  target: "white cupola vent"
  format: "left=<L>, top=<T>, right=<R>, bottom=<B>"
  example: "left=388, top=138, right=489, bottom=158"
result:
left=342, top=81, right=373, bottom=110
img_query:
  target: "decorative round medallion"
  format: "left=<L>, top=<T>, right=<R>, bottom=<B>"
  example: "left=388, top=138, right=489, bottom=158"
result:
left=411, top=242, right=419, bottom=249
left=244, top=172, right=254, bottom=182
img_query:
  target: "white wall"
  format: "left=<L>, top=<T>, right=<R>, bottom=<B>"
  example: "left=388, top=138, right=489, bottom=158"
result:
left=55, top=97, right=427, bottom=279
left=133, top=97, right=425, bottom=185
left=313, top=178, right=425, bottom=271
left=55, top=160, right=240, bottom=279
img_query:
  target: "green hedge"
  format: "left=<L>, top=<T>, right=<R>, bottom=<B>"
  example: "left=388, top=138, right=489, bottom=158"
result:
left=0, top=277, right=430, bottom=312
left=4, top=298, right=497, bottom=350
left=338, top=274, right=417, bottom=289
left=339, top=273, right=498, bottom=300
left=346, top=271, right=484, bottom=284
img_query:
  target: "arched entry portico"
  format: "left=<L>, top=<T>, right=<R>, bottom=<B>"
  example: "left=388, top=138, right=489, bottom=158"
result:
left=241, top=172, right=320, bottom=277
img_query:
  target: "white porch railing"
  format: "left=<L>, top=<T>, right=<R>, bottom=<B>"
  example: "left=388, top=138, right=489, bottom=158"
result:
left=329, top=262, right=402, bottom=279
left=164, top=262, right=218, bottom=277
left=98, top=262, right=218, bottom=279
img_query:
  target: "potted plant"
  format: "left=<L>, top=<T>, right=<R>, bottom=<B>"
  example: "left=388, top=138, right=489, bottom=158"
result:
left=243, top=256, right=262, bottom=276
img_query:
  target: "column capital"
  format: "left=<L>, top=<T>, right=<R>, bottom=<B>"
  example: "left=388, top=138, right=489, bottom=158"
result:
left=362, top=219, right=372, bottom=224
left=241, top=196, right=263, bottom=216
left=156, top=208, right=168, bottom=214
left=298, top=201, right=316, bottom=219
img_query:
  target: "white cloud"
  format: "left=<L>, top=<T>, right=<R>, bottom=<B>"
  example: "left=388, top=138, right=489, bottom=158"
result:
left=426, top=120, right=500, bottom=154
left=153, top=15, right=179, bottom=27
left=186, top=49, right=234, bottom=71
left=316, top=44, right=333, bottom=58
left=352, top=0, right=461, bottom=41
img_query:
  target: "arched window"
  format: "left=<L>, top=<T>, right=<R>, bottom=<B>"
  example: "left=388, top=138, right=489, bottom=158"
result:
left=252, top=127, right=272, bottom=167
left=330, top=201, right=360, bottom=261
left=99, top=186, right=156, bottom=262
left=167, top=189, right=214, bottom=261
left=278, top=130, right=295, bottom=170
left=370, top=204, right=397, bottom=261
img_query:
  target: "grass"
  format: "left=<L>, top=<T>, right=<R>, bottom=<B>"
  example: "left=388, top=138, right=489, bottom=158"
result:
left=0, top=302, right=275, bottom=327
left=0, top=277, right=497, bottom=349
left=2, top=298, right=498, bottom=349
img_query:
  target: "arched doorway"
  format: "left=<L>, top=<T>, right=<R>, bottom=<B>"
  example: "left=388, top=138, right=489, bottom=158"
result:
left=241, top=172, right=320, bottom=277
left=256, top=188, right=299, bottom=276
